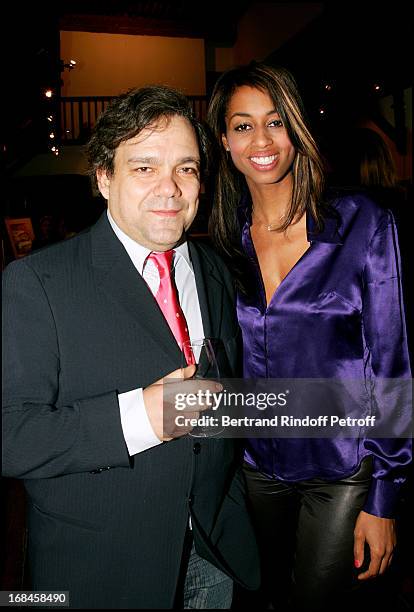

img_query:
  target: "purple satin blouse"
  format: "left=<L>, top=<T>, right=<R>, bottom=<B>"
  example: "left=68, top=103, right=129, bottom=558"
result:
left=237, top=193, right=412, bottom=518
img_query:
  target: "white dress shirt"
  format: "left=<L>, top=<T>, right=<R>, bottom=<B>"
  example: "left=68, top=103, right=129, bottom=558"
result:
left=107, top=210, right=204, bottom=455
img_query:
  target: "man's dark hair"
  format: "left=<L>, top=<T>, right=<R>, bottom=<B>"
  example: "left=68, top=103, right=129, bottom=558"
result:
left=87, top=85, right=212, bottom=187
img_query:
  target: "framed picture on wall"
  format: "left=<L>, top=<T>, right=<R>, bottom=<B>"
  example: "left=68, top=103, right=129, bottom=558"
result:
left=4, top=217, right=35, bottom=259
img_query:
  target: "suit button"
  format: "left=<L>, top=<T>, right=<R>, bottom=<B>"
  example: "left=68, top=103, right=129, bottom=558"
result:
left=188, top=495, right=194, bottom=506
left=193, top=443, right=201, bottom=455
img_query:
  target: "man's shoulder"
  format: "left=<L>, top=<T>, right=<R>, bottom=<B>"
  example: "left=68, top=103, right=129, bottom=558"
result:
left=189, top=239, right=233, bottom=279
left=3, top=227, right=94, bottom=285
left=16, top=226, right=92, bottom=268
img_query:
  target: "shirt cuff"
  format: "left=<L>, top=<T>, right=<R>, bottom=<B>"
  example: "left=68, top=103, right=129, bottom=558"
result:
left=362, top=478, right=402, bottom=518
left=118, top=388, right=162, bottom=455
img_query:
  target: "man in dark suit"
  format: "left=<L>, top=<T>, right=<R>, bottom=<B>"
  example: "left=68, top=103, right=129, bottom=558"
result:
left=2, top=86, right=259, bottom=609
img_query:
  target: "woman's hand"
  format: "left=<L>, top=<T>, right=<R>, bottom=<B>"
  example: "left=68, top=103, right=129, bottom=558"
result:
left=354, top=510, right=396, bottom=580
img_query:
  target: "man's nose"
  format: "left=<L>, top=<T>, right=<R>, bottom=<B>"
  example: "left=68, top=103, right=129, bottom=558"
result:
left=153, top=174, right=181, bottom=199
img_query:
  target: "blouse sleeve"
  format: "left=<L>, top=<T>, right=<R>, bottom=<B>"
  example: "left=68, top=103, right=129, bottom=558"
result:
left=361, top=210, right=412, bottom=518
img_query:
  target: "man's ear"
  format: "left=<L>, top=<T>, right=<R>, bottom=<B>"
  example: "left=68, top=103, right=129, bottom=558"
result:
left=221, top=134, right=230, bottom=152
left=96, top=168, right=111, bottom=200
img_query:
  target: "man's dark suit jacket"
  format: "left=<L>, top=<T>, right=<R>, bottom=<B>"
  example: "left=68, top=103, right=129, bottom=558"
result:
left=2, top=213, right=259, bottom=609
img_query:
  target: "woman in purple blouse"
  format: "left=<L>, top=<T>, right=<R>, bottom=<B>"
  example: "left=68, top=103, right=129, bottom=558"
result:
left=207, top=62, right=411, bottom=610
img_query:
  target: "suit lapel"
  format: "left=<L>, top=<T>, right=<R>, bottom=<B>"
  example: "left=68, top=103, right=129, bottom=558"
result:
left=90, top=213, right=182, bottom=364
left=89, top=215, right=225, bottom=359
left=188, top=241, right=224, bottom=340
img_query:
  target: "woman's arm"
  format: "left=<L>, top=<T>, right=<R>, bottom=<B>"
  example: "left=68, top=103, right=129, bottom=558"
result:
left=356, top=210, right=411, bottom=578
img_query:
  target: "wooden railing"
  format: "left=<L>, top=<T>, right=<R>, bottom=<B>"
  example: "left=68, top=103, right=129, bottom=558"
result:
left=60, top=96, right=112, bottom=143
left=60, top=95, right=208, bottom=144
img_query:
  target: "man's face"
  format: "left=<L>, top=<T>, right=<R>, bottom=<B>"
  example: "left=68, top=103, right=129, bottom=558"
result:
left=97, top=115, right=201, bottom=251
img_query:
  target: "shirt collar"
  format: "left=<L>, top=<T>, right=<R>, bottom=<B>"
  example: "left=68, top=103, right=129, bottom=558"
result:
left=107, top=210, right=193, bottom=274
left=237, top=193, right=342, bottom=245
left=306, top=210, right=343, bottom=244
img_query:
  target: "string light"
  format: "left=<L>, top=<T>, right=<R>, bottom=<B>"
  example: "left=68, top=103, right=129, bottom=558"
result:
left=49, top=132, right=55, bottom=139
left=45, top=89, right=53, bottom=98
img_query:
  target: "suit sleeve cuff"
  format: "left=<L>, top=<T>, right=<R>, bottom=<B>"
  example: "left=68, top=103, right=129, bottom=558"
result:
left=363, top=478, right=402, bottom=518
left=119, top=388, right=162, bottom=455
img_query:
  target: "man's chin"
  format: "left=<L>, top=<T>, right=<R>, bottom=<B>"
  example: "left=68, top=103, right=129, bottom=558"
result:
left=148, top=229, right=186, bottom=251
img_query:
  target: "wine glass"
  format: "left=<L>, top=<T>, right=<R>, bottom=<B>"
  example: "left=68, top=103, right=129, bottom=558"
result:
left=180, top=338, right=224, bottom=437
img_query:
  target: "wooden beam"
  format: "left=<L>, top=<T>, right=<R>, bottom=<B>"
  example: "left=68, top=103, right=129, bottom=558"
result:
left=59, top=13, right=208, bottom=39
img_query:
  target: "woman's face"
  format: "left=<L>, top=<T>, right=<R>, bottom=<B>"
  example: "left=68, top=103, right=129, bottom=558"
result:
left=222, top=86, right=296, bottom=188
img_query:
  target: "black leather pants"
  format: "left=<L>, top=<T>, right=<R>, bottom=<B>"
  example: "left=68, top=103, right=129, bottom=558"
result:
left=243, top=458, right=372, bottom=611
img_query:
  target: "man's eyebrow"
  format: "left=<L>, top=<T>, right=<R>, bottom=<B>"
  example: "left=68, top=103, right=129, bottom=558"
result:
left=179, top=156, right=200, bottom=166
left=127, top=156, right=200, bottom=166
left=127, top=156, right=159, bottom=164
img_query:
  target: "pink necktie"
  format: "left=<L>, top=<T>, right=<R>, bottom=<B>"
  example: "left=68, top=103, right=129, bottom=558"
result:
left=147, top=250, right=195, bottom=365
